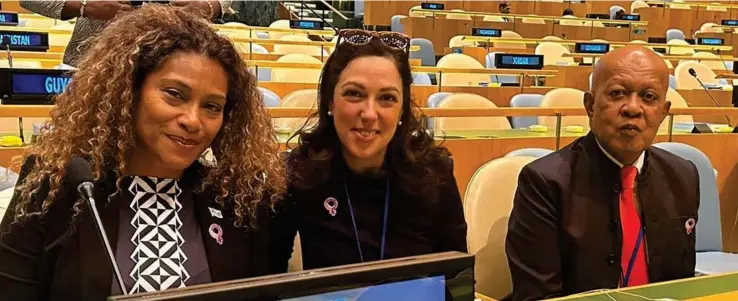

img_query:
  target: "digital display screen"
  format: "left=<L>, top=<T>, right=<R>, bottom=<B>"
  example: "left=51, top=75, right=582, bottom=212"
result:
left=496, top=54, right=544, bottom=69
left=284, top=276, right=446, bottom=301
left=698, top=38, right=724, bottom=45
left=472, top=28, right=501, bottom=37
left=0, top=12, right=19, bottom=26
left=0, top=30, right=48, bottom=51
left=722, top=19, right=738, bottom=26
left=12, top=72, right=72, bottom=95
left=289, top=20, right=323, bottom=30
left=502, top=56, right=539, bottom=65
left=575, top=43, right=610, bottom=54
left=421, top=3, right=444, bottom=10
left=619, top=14, right=641, bottom=21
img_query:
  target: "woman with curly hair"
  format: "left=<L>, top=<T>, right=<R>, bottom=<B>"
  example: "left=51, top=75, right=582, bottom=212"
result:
left=269, top=30, right=467, bottom=273
left=0, top=5, right=285, bottom=300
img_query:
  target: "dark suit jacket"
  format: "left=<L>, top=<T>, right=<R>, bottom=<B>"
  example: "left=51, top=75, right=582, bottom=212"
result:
left=506, top=133, right=700, bottom=301
left=0, top=158, right=271, bottom=301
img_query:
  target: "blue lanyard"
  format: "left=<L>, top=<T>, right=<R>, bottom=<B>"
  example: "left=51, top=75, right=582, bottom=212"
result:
left=620, top=227, right=645, bottom=287
left=343, top=178, right=390, bottom=263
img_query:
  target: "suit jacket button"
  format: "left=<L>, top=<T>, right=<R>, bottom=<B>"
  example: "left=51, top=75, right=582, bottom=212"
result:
left=607, top=254, right=616, bottom=264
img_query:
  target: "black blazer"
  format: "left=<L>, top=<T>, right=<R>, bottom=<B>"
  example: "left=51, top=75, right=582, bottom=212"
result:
left=0, top=158, right=271, bottom=301
left=506, top=133, right=700, bottom=301
left=269, top=153, right=468, bottom=273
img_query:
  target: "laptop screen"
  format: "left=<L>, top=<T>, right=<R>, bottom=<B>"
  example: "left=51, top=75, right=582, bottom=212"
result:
left=284, top=276, right=446, bottom=301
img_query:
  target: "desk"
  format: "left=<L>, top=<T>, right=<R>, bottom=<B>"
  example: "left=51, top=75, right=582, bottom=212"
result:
left=695, top=32, right=738, bottom=57
left=364, top=1, right=645, bottom=27
left=402, top=17, right=646, bottom=55
left=679, top=89, right=736, bottom=124
left=634, top=6, right=737, bottom=38
left=462, top=37, right=733, bottom=54
left=544, top=272, right=738, bottom=300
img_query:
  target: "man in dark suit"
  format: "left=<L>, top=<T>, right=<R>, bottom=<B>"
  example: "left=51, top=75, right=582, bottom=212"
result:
left=505, top=46, right=700, bottom=301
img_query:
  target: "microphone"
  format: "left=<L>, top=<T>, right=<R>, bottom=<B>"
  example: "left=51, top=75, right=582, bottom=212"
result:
left=688, top=67, right=731, bottom=126
left=2, top=36, right=12, bottom=68
left=716, top=49, right=730, bottom=72
left=66, top=158, right=127, bottom=295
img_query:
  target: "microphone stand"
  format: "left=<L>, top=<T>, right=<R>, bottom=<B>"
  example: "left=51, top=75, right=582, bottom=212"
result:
left=3, top=37, right=12, bottom=69
left=689, top=69, right=732, bottom=126
left=82, top=187, right=127, bottom=295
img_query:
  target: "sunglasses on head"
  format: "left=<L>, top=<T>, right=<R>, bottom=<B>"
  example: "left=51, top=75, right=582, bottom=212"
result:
left=336, top=29, right=411, bottom=52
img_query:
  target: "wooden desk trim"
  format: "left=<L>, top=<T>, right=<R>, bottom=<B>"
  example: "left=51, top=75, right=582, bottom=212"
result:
left=228, top=37, right=335, bottom=47
left=408, top=9, right=648, bottom=26
left=213, top=24, right=335, bottom=36
left=563, top=53, right=738, bottom=62
left=7, top=106, right=738, bottom=119
left=646, top=0, right=738, bottom=9
left=245, top=60, right=558, bottom=76
left=462, top=36, right=734, bottom=52
left=544, top=272, right=738, bottom=301
left=0, top=26, right=71, bottom=35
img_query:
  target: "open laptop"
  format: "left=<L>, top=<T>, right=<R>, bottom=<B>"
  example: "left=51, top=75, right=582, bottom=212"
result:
left=108, top=251, right=474, bottom=301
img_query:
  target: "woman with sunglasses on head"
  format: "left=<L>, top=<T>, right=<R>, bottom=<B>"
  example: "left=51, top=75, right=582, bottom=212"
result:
left=269, top=29, right=468, bottom=273
left=0, top=6, right=285, bottom=301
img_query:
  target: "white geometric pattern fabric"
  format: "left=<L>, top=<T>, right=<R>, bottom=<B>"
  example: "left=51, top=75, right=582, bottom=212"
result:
left=127, top=176, right=189, bottom=294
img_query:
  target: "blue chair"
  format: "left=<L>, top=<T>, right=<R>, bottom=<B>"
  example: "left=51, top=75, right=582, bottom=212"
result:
left=249, top=44, right=269, bottom=54
left=55, top=63, right=77, bottom=70
left=354, top=0, right=364, bottom=21
left=0, top=166, right=18, bottom=192
left=259, top=87, right=281, bottom=107
left=427, top=92, right=452, bottom=108
left=609, top=5, right=625, bottom=19
left=426, top=92, right=452, bottom=129
left=666, top=29, right=685, bottom=42
left=410, top=38, right=436, bottom=66
left=391, top=15, right=406, bottom=33
left=509, top=94, right=544, bottom=129
left=413, top=72, right=432, bottom=85
left=653, top=142, right=738, bottom=275
left=504, top=148, right=554, bottom=158
left=250, top=67, right=272, bottom=82
left=485, top=53, right=519, bottom=86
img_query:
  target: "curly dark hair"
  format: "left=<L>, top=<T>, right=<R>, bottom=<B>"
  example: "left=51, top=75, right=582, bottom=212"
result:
left=288, top=38, right=451, bottom=200
left=11, top=5, right=286, bottom=227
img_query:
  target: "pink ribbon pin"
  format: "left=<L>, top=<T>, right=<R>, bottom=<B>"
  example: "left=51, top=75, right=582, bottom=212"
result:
left=685, top=218, right=696, bottom=235
left=209, top=223, right=223, bottom=245
left=324, top=197, right=338, bottom=217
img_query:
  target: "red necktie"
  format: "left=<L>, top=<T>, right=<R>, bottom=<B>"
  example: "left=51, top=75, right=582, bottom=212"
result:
left=619, top=166, right=649, bottom=287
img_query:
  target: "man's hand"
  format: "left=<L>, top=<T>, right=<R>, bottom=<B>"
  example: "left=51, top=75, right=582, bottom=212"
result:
left=84, top=1, right=133, bottom=20
left=170, top=0, right=221, bottom=20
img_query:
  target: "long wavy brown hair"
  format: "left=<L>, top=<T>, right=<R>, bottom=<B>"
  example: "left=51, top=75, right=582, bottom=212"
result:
left=289, top=39, right=452, bottom=201
left=10, top=5, right=286, bottom=227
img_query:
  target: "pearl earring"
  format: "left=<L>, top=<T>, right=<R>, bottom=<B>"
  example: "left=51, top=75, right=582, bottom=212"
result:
left=398, top=121, right=403, bottom=126
left=327, top=111, right=332, bottom=116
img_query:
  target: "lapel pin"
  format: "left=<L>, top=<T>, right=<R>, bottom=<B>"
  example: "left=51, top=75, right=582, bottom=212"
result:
left=685, top=218, right=696, bottom=235
left=209, top=223, right=224, bottom=245
left=324, top=197, right=338, bottom=217
left=208, top=207, right=223, bottom=219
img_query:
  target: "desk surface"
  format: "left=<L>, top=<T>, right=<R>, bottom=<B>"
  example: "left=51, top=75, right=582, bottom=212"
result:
left=544, top=272, right=738, bottom=301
